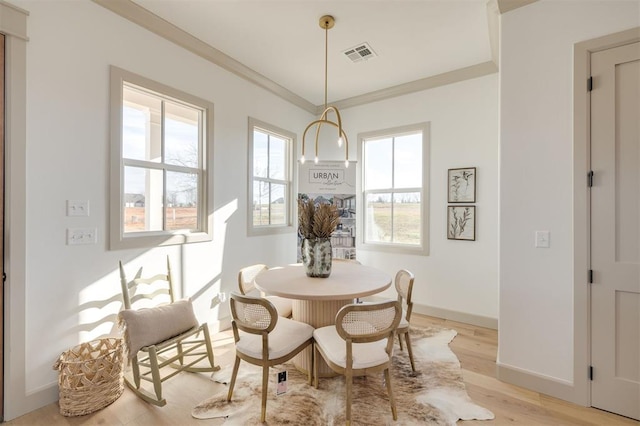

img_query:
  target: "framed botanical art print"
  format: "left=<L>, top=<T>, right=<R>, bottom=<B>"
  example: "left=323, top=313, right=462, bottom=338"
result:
left=447, top=205, right=475, bottom=241
left=448, top=167, right=476, bottom=203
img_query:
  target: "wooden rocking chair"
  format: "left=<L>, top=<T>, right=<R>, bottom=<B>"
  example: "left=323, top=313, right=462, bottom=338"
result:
left=117, top=257, right=220, bottom=406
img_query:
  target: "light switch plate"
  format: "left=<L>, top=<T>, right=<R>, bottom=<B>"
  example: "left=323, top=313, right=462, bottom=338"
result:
left=67, top=200, right=90, bottom=217
left=67, top=228, right=97, bottom=245
left=535, top=231, right=550, bottom=248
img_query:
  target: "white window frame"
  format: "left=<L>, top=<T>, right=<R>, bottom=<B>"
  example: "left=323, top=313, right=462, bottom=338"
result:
left=109, top=66, right=214, bottom=249
left=358, top=122, right=430, bottom=255
left=247, top=117, right=295, bottom=236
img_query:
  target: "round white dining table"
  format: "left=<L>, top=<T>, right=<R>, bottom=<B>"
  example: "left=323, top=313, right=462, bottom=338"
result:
left=254, top=261, right=392, bottom=376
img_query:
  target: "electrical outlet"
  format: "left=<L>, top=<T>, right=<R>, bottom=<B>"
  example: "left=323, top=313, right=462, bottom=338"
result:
left=535, top=231, right=550, bottom=248
left=210, top=292, right=227, bottom=308
left=67, top=200, right=90, bottom=217
left=67, top=228, right=97, bottom=245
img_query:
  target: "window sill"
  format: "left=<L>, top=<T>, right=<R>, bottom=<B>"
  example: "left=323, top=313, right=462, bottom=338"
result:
left=110, top=230, right=213, bottom=250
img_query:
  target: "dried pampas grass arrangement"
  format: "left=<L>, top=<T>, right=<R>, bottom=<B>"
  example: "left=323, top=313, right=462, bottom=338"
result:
left=298, top=199, right=340, bottom=239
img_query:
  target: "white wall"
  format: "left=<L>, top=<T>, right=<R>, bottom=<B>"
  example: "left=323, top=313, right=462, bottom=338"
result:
left=329, top=74, right=500, bottom=323
left=5, top=0, right=510, bottom=420
left=8, top=0, right=500, bottom=420
left=499, top=0, right=639, bottom=403
left=7, top=1, right=310, bottom=419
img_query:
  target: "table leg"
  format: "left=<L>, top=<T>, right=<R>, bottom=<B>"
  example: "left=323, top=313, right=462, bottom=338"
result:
left=292, top=299, right=352, bottom=377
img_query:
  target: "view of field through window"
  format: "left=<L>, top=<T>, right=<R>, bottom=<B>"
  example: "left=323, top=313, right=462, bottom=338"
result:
left=252, top=126, right=289, bottom=227
left=363, top=130, right=423, bottom=246
left=122, top=85, right=201, bottom=233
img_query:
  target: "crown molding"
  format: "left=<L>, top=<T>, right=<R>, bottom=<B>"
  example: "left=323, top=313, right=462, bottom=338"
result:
left=327, top=61, right=498, bottom=113
left=92, top=0, right=318, bottom=114
left=94, top=0, right=500, bottom=115
left=486, top=0, right=500, bottom=67
left=496, top=0, right=538, bottom=14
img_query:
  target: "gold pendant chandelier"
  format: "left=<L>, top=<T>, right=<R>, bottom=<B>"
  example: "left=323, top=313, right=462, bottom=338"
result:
left=300, top=15, right=349, bottom=168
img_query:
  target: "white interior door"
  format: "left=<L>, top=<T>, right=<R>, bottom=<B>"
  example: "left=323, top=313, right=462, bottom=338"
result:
left=590, top=40, right=640, bottom=421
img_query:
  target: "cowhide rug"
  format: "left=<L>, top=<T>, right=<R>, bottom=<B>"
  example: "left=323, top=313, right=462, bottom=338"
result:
left=192, top=326, right=494, bottom=425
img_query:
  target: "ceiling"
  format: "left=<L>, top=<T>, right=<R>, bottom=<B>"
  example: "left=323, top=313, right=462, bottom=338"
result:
left=103, top=1, right=530, bottom=111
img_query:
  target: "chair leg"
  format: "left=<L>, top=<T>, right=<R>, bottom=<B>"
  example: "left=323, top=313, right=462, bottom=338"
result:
left=176, top=341, right=185, bottom=366
left=384, top=368, right=397, bottom=421
left=346, top=371, right=353, bottom=426
left=308, top=344, right=314, bottom=385
left=131, top=355, right=141, bottom=389
left=227, top=356, right=241, bottom=402
left=148, top=346, right=163, bottom=403
left=398, top=332, right=404, bottom=351
left=313, top=345, right=319, bottom=389
left=202, top=324, right=220, bottom=371
left=261, top=364, right=269, bottom=423
left=404, top=331, right=416, bottom=372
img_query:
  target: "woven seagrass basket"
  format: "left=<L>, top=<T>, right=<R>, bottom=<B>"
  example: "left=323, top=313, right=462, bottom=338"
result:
left=53, top=337, right=124, bottom=417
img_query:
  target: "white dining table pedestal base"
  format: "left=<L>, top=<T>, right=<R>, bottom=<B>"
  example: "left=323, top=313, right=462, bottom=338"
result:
left=292, top=298, right=352, bottom=377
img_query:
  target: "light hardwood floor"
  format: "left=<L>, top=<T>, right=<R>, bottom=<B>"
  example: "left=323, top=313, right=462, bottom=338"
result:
left=5, top=314, right=639, bottom=425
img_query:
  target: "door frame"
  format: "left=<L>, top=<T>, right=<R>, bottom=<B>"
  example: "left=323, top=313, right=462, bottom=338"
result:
left=0, top=2, right=29, bottom=421
left=573, top=26, right=640, bottom=408
left=0, top=32, right=5, bottom=422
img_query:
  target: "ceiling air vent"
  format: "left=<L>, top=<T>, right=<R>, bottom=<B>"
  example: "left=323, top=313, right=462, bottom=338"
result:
left=342, top=42, right=377, bottom=63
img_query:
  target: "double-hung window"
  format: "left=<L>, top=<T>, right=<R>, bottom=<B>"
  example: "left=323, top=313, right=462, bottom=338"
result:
left=110, top=66, right=213, bottom=249
left=248, top=118, right=294, bottom=235
left=360, top=123, right=430, bottom=255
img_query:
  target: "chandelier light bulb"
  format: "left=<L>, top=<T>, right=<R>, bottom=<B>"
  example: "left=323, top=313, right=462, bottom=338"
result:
left=345, top=160, right=349, bottom=168
left=337, top=136, right=344, bottom=147
left=300, top=155, right=306, bottom=164
left=314, top=156, right=319, bottom=164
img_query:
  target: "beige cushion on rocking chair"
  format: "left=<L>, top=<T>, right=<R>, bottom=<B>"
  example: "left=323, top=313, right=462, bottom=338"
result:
left=118, top=299, right=199, bottom=357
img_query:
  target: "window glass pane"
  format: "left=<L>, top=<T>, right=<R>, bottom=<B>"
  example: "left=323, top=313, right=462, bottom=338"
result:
left=365, top=193, right=392, bottom=242
left=123, top=166, right=163, bottom=233
left=394, top=133, right=422, bottom=189
left=114, top=70, right=214, bottom=248
left=122, top=106, right=147, bottom=160
left=253, top=130, right=268, bottom=178
left=166, top=171, right=198, bottom=231
left=165, top=101, right=199, bottom=168
left=270, top=183, right=286, bottom=225
left=393, top=192, right=421, bottom=245
left=123, top=86, right=161, bottom=163
left=253, top=180, right=269, bottom=226
left=269, top=136, right=287, bottom=180
left=249, top=120, right=294, bottom=234
left=364, top=138, right=392, bottom=190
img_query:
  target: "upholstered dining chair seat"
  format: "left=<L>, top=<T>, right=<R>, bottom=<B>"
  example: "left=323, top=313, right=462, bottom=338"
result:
left=313, top=326, right=390, bottom=369
left=236, top=317, right=314, bottom=360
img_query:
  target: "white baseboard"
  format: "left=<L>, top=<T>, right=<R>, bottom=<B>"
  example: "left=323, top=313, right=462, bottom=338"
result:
left=5, top=385, right=59, bottom=421
left=362, top=296, right=498, bottom=330
left=413, top=303, right=498, bottom=330
left=496, top=361, right=585, bottom=406
left=209, top=316, right=232, bottom=333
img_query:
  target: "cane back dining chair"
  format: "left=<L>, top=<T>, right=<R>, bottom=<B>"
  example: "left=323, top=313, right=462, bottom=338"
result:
left=238, top=264, right=293, bottom=318
left=313, top=300, right=402, bottom=425
left=228, top=292, right=314, bottom=423
left=395, top=269, right=416, bottom=371
left=117, top=257, right=219, bottom=406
